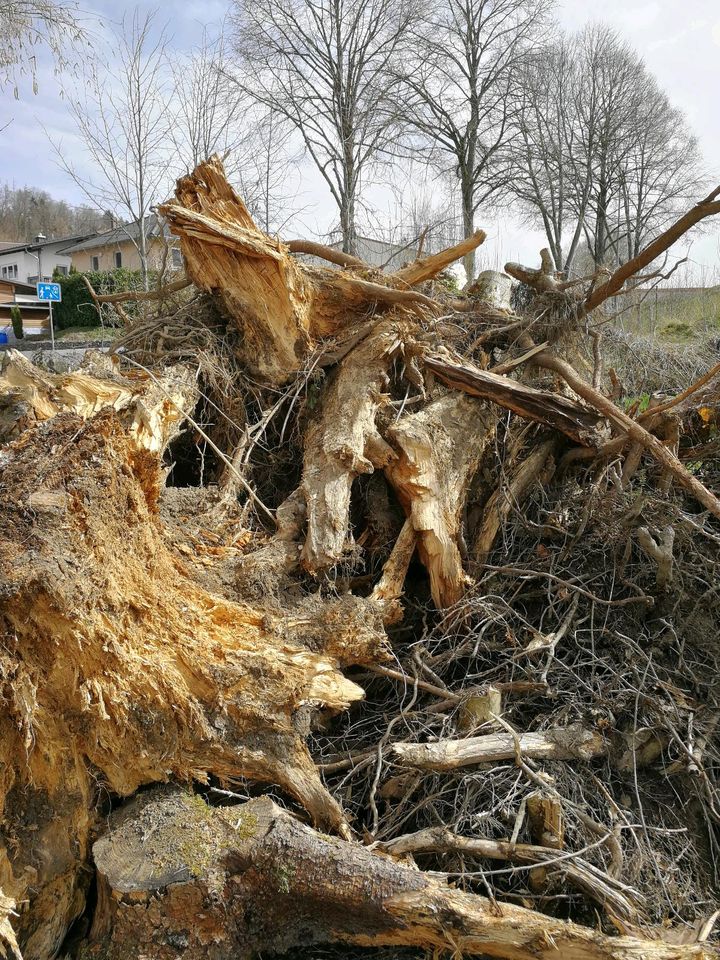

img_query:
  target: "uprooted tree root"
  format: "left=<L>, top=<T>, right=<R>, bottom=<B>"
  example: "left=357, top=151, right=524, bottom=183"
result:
left=1, top=157, right=720, bottom=960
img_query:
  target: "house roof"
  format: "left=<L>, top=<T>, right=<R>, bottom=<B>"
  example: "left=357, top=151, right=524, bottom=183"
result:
left=60, top=215, right=167, bottom=254
left=0, top=233, right=94, bottom=256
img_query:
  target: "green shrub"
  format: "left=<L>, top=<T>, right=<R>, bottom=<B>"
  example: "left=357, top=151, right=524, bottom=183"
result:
left=51, top=268, right=158, bottom=329
left=623, top=393, right=651, bottom=414
left=10, top=305, right=23, bottom=340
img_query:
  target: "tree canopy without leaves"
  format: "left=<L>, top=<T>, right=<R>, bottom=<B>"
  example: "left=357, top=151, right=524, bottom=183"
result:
left=169, top=26, right=246, bottom=178
left=0, top=0, right=85, bottom=94
left=513, top=25, right=704, bottom=274
left=396, top=0, right=552, bottom=280
left=55, top=10, right=171, bottom=287
left=230, top=0, right=416, bottom=255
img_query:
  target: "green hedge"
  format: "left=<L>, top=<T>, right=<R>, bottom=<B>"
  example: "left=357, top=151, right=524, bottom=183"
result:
left=50, top=267, right=158, bottom=329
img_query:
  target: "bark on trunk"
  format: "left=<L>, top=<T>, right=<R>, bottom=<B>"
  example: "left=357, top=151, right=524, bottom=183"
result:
left=89, top=789, right=711, bottom=960
left=424, top=354, right=602, bottom=445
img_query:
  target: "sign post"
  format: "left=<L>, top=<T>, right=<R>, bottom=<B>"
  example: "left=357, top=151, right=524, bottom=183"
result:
left=36, top=282, right=61, bottom=351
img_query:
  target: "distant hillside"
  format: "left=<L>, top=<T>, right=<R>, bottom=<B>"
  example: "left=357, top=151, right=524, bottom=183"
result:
left=0, top=185, right=109, bottom=243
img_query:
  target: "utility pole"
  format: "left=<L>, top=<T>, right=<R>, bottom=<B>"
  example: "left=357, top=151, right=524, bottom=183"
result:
left=31, top=234, right=55, bottom=349
left=35, top=233, right=45, bottom=281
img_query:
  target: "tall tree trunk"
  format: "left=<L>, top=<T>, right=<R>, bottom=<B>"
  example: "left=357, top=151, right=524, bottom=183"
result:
left=340, top=191, right=357, bottom=256
left=138, top=212, right=149, bottom=290
left=462, top=182, right=476, bottom=282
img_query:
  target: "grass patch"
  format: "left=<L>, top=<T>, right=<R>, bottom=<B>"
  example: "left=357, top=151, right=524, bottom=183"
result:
left=56, top=325, right=122, bottom=343
left=618, top=287, right=720, bottom=341
left=659, top=319, right=697, bottom=342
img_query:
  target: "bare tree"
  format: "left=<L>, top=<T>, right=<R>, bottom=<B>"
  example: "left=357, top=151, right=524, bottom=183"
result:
left=169, top=27, right=302, bottom=235
left=54, top=10, right=171, bottom=287
left=235, top=108, right=304, bottom=235
left=614, top=89, right=703, bottom=263
left=397, top=0, right=552, bottom=280
left=0, top=0, right=85, bottom=93
left=513, top=24, right=704, bottom=275
left=230, top=0, right=415, bottom=255
left=169, top=26, right=245, bottom=177
left=574, top=26, right=645, bottom=269
left=512, top=36, right=589, bottom=274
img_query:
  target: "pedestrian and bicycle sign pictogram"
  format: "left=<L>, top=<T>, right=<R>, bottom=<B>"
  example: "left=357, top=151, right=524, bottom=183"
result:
left=36, top=282, right=62, bottom=302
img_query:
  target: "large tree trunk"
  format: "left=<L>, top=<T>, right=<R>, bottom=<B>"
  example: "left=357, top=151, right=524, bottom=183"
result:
left=3, top=157, right=719, bottom=960
left=0, top=405, right=387, bottom=957
left=89, top=789, right=710, bottom=960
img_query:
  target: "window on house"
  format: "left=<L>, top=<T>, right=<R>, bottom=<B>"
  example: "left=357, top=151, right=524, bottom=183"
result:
left=114, top=251, right=122, bottom=269
left=0, top=267, right=6, bottom=279
left=1, top=265, right=17, bottom=279
left=171, top=247, right=183, bottom=269
left=56, top=265, right=68, bottom=277
left=91, top=256, right=100, bottom=272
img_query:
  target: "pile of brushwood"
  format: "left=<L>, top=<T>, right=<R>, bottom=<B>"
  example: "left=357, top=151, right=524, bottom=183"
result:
left=2, top=157, right=720, bottom=960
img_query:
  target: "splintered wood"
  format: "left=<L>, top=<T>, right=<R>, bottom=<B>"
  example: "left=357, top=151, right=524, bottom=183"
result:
left=2, top=156, right=720, bottom=960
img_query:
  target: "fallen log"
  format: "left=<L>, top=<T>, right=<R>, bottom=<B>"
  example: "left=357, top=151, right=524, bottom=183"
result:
left=391, top=724, right=607, bottom=770
left=424, top=354, right=603, bottom=445
left=287, top=238, right=368, bottom=269
left=504, top=247, right=561, bottom=292
left=89, top=788, right=710, bottom=960
left=390, top=229, right=487, bottom=286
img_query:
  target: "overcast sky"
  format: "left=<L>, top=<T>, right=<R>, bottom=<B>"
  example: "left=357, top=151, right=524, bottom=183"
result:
left=1, top=0, right=718, bottom=277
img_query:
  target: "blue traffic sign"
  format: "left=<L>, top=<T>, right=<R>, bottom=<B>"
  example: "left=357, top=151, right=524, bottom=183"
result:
left=37, top=282, right=62, bottom=302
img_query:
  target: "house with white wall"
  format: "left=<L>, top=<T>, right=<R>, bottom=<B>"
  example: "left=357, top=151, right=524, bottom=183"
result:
left=0, top=233, right=95, bottom=285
